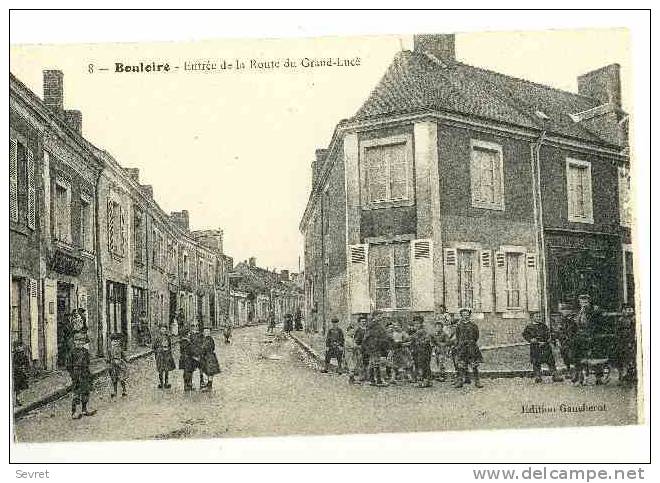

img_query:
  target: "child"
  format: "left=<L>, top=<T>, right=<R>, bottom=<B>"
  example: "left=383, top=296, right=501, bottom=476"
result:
left=454, top=308, right=483, bottom=389
left=153, top=324, right=176, bottom=389
left=178, top=328, right=196, bottom=392
left=522, top=312, right=562, bottom=383
left=189, top=322, right=206, bottom=389
left=12, top=341, right=30, bottom=407
left=200, top=327, right=221, bottom=391
left=223, top=321, right=232, bottom=344
left=389, top=323, right=409, bottom=383
left=107, top=333, right=128, bottom=398
left=68, top=332, right=96, bottom=419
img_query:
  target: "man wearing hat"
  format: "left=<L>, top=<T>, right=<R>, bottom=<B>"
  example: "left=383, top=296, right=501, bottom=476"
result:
left=522, top=312, right=563, bottom=383
left=322, top=318, right=345, bottom=373
left=454, top=308, right=483, bottom=388
left=574, top=294, right=605, bottom=384
left=353, top=314, right=368, bottom=381
left=68, top=331, right=96, bottom=419
left=410, top=315, right=433, bottom=388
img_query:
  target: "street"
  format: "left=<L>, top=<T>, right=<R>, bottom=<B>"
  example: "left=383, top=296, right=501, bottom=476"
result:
left=14, top=325, right=638, bottom=443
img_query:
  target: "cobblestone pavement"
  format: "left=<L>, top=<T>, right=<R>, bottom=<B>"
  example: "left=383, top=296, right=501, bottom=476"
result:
left=13, top=325, right=638, bottom=443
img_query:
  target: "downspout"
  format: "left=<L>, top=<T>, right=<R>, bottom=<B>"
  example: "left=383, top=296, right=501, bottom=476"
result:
left=530, top=130, right=549, bottom=322
left=94, top=168, right=104, bottom=357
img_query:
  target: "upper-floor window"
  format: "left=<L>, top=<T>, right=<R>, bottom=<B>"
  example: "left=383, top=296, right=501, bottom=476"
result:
left=470, top=139, right=504, bottom=210
left=10, top=139, right=36, bottom=229
left=54, top=180, right=72, bottom=244
left=80, top=195, right=93, bottom=252
left=370, top=242, right=411, bottom=310
left=107, top=198, right=126, bottom=257
left=618, top=166, right=632, bottom=227
left=133, top=208, right=144, bottom=265
left=566, top=158, right=593, bottom=224
left=360, top=134, right=414, bottom=208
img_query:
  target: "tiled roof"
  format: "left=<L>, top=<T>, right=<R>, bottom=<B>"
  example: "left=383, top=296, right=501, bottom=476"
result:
left=352, top=50, right=619, bottom=146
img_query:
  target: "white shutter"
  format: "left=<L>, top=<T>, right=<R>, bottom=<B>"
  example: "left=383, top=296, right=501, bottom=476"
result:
left=517, top=253, right=528, bottom=311
left=479, top=249, right=494, bottom=313
left=348, top=244, right=370, bottom=314
left=567, top=166, right=576, bottom=219
left=583, top=166, right=594, bottom=222
left=27, top=148, right=36, bottom=229
left=411, top=239, right=434, bottom=311
left=444, top=248, right=459, bottom=313
left=29, top=279, right=39, bottom=360
left=107, top=199, right=114, bottom=253
left=470, top=150, right=481, bottom=205
left=495, top=251, right=507, bottom=312
left=43, top=278, right=57, bottom=370
left=526, top=253, right=540, bottom=311
left=10, top=139, right=18, bottom=222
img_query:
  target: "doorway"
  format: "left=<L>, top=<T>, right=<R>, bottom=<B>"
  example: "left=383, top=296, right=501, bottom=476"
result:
left=56, top=282, right=72, bottom=367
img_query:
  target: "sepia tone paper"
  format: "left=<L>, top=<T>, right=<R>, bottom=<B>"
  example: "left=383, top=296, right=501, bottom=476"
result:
left=9, top=28, right=643, bottom=458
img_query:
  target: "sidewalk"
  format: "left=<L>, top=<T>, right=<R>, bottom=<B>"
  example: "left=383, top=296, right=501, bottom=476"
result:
left=14, top=346, right=154, bottom=419
left=288, top=330, right=562, bottom=378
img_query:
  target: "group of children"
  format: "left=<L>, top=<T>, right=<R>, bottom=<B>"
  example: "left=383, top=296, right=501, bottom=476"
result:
left=323, top=306, right=485, bottom=389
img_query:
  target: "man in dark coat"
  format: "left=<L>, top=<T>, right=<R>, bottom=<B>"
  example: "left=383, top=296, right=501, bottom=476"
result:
left=410, top=316, right=433, bottom=387
left=353, top=314, right=367, bottom=381
left=179, top=327, right=199, bottom=392
left=322, top=318, right=345, bottom=373
left=522, top=312, right=563, bottom=383
left=454, top=308, right=483, bottom=388
left=574, top=294, right=605, bottom=384
left=362, top=315, right=390, bottom=386
left=613, top=304, right=636, bottom=384
left=68, top=332, right=96, bottom=419
left=189, top=322, right=206, bottom=389
left=556, top=305, right=579, bottom=381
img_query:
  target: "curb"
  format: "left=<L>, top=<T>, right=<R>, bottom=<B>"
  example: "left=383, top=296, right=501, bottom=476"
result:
left=14, top=348, right=154, bottom=420
left=287, top=332, right=555, bottom=380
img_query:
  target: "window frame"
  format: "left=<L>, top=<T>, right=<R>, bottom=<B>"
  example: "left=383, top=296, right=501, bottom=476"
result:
left=470, top=139, right=505, bottom=211
left=79, top=193, right=94, bottom=253
left=457, top=248, right=477, bottom=310
left=53, top=178, right=72, bottom=244
left=359, top=133, right=415, bottom=210
left=566, top=157, right=594, bottom=224
left=369, top=241, right=411, bottom=311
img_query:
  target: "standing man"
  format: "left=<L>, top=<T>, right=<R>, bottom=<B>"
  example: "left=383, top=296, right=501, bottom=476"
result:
left=522, top=312, right=563, bottom=383
left=321, top=318, right=345, bottom=373
left=556, top=304, right=578, bottom=382
left=454, top=308, right=483, bottom=389
left=353, top=314, right=368, bottom=382
left=68, top=332, right=96, bottom=419
left=574, top=294, right=604, bottom=385
left=411, top=316, right=433, bottom=388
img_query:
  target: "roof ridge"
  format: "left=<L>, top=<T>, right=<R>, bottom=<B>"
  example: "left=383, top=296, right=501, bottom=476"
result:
left=451, top=59, right=598, bottom=103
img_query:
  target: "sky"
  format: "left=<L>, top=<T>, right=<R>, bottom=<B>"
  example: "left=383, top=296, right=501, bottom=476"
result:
left=9, top=29, right=631, bottom=272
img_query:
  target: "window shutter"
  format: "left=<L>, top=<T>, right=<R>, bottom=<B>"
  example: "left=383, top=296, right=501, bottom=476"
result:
left=526, top=253, right=540, bottom=311
left=567, top=166, right=576, bottom=219
left=583, top=167, right=594, bottom=222
left=443, top=248, right=459, bottom=313
left=470, top=151, right=481, bottom=205
left=517, top=253, right=528, bottom=311
left=107, top=199, right=114, bottom=253
left=27, top=149, right=36, bottom=229
left=494, top=251, right=507, bottom=312
left=43, top=278, right=57, bottom=370
left=411, top=239, right=434, bottom=311
left=10, top=139, right=18, bottom=222
left=120, top=205, right=127, bottom=256
left=494, top=153, right=504, bottom=207
left=348, top=244, right=370, bottom=314
left=29, top=279, right=39, bottom=361
left=479, top=249, right=494, bottom=313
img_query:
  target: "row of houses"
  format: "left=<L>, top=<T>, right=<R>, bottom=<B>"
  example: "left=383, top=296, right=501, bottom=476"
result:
left=301, top=34, right=635, bottom=345
left=229, top=257, right=304, bottom=327
left=10, top=70, right=237, bottom=370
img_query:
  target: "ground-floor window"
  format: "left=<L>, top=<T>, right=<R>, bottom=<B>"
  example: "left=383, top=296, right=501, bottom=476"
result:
left=505, top=252, right=523, bottom=309
left=370, top=242, right=411, bottom=310
left=458, top=249, right=476, bottom=309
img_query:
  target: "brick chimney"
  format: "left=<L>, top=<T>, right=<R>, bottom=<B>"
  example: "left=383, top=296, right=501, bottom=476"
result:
left=578, top=64, right=622, bottom=107
left=280, top=269, right=290, bottom=282
left=170, top=210, right=190, bottom=231
left=43, top=70, right=83, bottom=133
left=413, top=33, right=456, bottom=61
left=43, top=70, right=64, bottom=112
left=249, top=257, right=256, bottom=267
